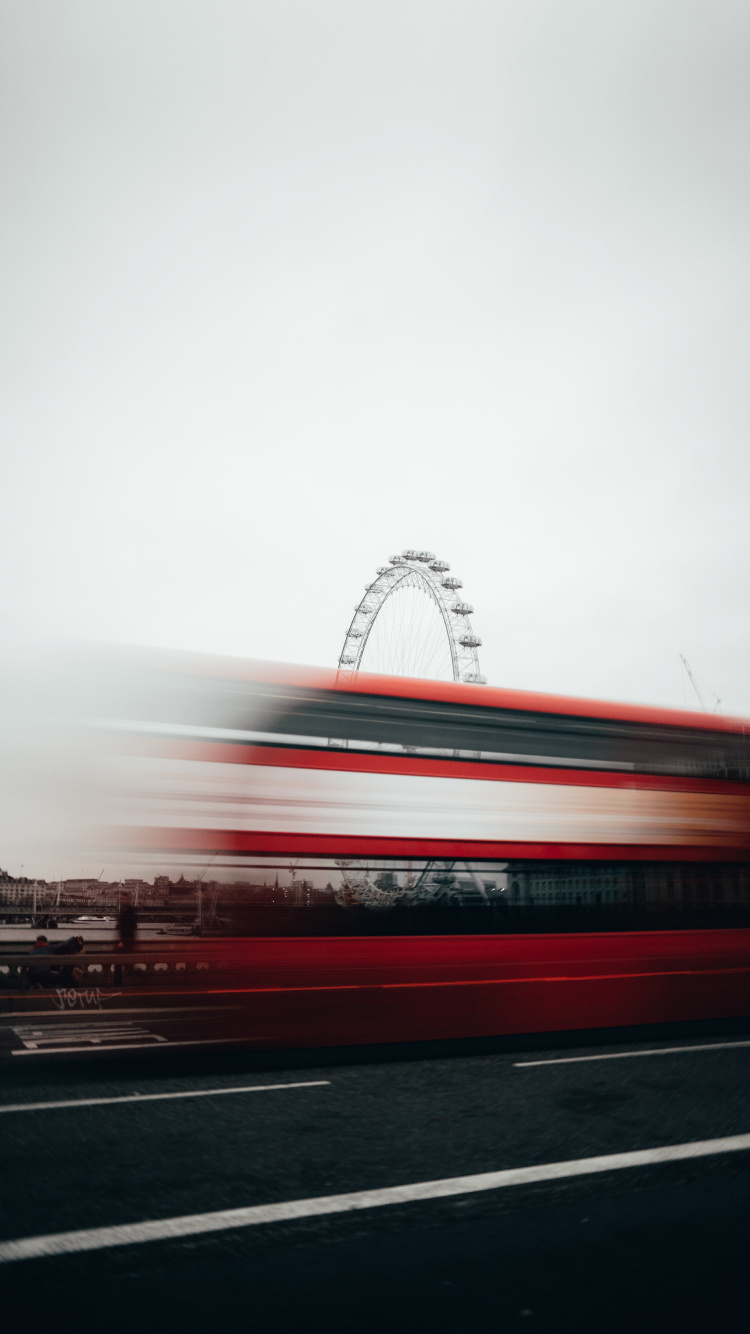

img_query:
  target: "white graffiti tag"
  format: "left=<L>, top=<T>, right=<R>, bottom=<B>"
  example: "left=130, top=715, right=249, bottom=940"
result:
left=52, top=988, right=122, bottom=1011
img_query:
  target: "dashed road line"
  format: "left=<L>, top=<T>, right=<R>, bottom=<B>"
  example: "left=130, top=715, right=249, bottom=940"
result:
left=0, top=1079, right=330, bottom=1113
left=514, top=1039, right=750, bottom=1067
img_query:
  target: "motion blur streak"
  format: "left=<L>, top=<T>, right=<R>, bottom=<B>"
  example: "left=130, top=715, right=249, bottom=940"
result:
left=5, top=932, right=750, bottom=1048
left=2, top=646, right=750, bottom=1049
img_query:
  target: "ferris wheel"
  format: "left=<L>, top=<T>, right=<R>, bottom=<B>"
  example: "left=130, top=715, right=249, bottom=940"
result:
left=337, top=549, right=486, bottom=685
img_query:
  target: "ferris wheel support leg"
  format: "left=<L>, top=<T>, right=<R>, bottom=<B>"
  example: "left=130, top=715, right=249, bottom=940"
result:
left=462, top=862, right=490, bottom=903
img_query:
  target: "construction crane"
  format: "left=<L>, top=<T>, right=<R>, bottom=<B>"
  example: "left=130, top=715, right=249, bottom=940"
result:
left=680, top=654, right=721, bottom=713
left=195, top=852, right=221, bottom=932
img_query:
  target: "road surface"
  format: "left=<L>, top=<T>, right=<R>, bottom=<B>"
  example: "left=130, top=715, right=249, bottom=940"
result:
left=1, top=1018, right=750, bottom=1330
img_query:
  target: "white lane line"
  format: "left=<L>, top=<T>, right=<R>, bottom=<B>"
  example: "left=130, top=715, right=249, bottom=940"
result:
left=1, top=1007, right=239, bottom=1016
left=3, top=1131, right=750, bottom=1263
left=0, top=1080, right=330, bottom=1113
left=515, top=1039, right=750, bottom=1067
left=11, top=1037, right=251, bottom=1056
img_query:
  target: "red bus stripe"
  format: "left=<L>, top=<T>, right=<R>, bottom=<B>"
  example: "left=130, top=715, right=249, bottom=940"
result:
left=133, top=737, right=750, bottom=797
left=116, top=828, right=750, bottom=861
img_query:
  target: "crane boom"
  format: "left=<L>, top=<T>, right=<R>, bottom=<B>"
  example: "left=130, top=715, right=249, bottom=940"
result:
left=680, top=654, right=720, bottom=713
left=680, top=654, right=707, bottom=710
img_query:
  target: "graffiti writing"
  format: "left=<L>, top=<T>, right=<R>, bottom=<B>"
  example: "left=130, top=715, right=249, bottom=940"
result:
left=52, top=988, right=122, bottom=1011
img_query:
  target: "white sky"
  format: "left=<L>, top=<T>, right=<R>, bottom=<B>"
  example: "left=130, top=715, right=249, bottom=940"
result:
left=2, top=1, right=749, bottom=715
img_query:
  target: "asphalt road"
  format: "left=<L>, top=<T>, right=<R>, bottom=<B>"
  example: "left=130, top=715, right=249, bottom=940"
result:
left=2, top=1027, right=750, bottom=1332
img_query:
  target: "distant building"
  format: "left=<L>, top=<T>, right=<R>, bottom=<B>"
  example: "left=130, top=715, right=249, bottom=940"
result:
left=505, top=862, right=750, bottom=910
left=168, top=874, right=197, bottom=898
left=507, top=863, right=631, bottom=907
left=62, top=878, right=104, bottom=900
left=0, top=872, right=47, bottom=905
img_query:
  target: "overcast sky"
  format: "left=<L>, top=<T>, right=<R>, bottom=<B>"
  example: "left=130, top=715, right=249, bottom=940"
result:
left=3, top=0, right=749, bottom=715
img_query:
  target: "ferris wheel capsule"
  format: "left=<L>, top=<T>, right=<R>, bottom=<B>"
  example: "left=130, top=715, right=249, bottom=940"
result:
left=417, top=550, right=435, bottom=562
left=442, top=577, right=463, bottom=590
left=463, top=672, right=487, bottom=684
left=401, top=548, right=421, bottom=561
left=389, top=555, right=405, bottom=565
left=339, top=655, right=356, bottom=665
left=430, top=560, right=450, bottom=572
left=451, top=601, right=474, bottom=615
left=459, top=633, right=482, bottom=648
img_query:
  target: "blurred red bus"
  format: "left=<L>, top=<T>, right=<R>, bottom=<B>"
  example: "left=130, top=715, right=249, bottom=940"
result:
left=114, top=656, right=750, bottom=874
left=77, top=656, right=750, bottom=1044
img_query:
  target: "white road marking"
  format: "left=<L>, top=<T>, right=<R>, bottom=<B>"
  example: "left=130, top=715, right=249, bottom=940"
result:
left=2, top=1007, right=239, bottom=1016
left=12, top=1022, right=165, bottom=1051
left=11, top=1037, right=249, bottom=1056
left=0, top=1080, right=330, bottom=1113
left=2, top=1131, right=750, bottom=1263
left=514, top=1039, right=750, bottom=1067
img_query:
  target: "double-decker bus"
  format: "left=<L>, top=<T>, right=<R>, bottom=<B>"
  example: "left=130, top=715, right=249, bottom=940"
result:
left=84, top=652, right=750, bottom=1049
